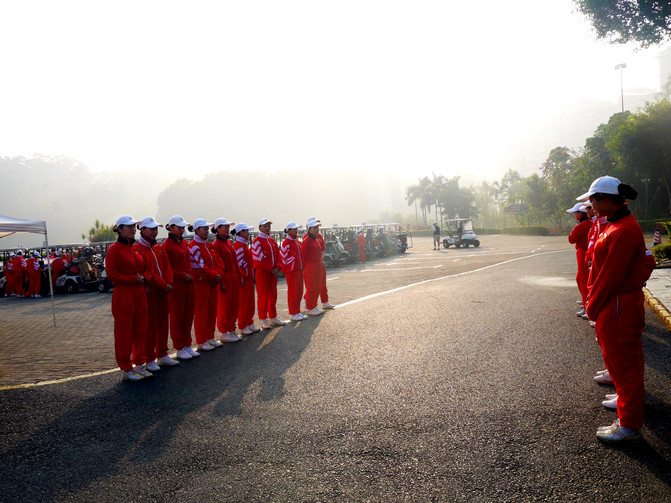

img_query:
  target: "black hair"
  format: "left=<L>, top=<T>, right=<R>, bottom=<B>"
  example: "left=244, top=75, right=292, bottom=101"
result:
left=230, top=228, right=237, bottom=236
left=187, top=225, right=194, bottom=232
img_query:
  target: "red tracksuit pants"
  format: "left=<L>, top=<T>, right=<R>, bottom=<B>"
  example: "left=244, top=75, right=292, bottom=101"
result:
left=285, top=270, right=304, bottom=315
left=28, top=273, right=41, bottom=297
left=237, top=278, right=255, bottom=329
left=194, top=281, right=218, bottom=345
left=217, top=276, right=240, bottom=333
left=169, top=280, right=195, bottom=350
left=5, top=271, right=15, bottom=296
left=146, top=290, right=171, bottom=360
left=303, top=262, right=322, bottom=310
left=576, top=249, right=589, bottom=306
left=14, top=272, right=25, bottom=296
left=358, top=245, right=366, bottom=263
left=319, top=263, right=329, bottom=303
left=256, top=270, right=278, bottom=320
left=595, top=290, right=646, bottom=430
left=111, top=284, right=148, bottom=372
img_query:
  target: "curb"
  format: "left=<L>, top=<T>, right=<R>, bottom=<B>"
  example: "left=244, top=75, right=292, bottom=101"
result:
left=643, top=288, right=671, bottom=330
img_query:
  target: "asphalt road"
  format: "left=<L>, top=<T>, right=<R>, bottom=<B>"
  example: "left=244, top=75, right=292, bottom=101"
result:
left=0, top=236, right=669, bottom=502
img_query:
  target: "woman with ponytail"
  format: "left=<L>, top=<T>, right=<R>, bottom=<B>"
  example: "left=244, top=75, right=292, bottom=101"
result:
left=280, top=222, right=306, bottom=321
left=105, top=215, right=149, bottom=381
left=566, top=202, right=591, bottom=317
left=232, top=223, right=260, bottom=335
left=578, top=176, right=655, bottom=443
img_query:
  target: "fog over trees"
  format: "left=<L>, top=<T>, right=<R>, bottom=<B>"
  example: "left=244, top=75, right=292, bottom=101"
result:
left=0, top=156, right=408, bottom=247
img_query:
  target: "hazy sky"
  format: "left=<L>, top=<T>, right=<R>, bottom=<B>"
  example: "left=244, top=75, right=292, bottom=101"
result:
left=1, top=0, right=665, bottom=186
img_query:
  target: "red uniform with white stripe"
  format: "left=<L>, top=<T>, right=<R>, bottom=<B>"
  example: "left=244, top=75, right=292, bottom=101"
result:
left=213, top=236, right=241, bottom=334
left=12, top=255, right=27, bottom=296
left=4, top=257, right=15, bottom=296
left=163, top=234, right=195, bottom=350
left=316, top=233, right=329, bottom=303
left=301, top=233, right=323, bottom=310
left=234, top=236, right=255, bottom=329
left=252, top=232, right=280, bottom=320
left=26, top=256, right=42, bottom=297
left=280, top=235, right=304, bottom=315
left=586, top=208, right=654, bottom=430
left=105, top=238, right=149, bottom=372
left=568, top=217, right=591, bottom=307
left=189, top=235, right=221, bottom=345
left=134, top=237, right=174, bottom=361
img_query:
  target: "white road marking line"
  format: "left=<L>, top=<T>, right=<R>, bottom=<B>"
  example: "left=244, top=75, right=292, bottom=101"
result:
left=326, top=276, right=339, bottom=281
left=453, top=259, right=461, bottom=262
left=0, top=249, right=569, bottom=392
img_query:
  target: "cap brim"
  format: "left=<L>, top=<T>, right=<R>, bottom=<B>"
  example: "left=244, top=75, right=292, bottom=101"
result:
left=576, top=191, right=592, bottom=201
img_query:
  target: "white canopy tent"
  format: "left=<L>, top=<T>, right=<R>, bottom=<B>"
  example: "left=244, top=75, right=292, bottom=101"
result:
left=0, top=215, right=56, bottom=326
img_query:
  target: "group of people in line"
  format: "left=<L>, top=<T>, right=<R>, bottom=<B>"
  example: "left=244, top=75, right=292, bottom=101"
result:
left=2, top=250, right=44, bottom=298
left=567, top=175, right=656, bottom=444
left=105, top=216, right=335, bottom=382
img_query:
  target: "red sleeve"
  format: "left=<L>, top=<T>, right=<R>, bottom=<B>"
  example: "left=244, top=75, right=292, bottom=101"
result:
left=252, top=238, right=274, bottom=272
left=163, top=240, right=188, bottom=281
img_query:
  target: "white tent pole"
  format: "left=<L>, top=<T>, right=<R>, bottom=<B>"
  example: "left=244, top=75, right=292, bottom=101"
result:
left=44, top=229, right=56, bottom=327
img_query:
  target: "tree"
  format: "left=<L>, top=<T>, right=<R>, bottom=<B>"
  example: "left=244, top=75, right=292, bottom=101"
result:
left=82, top=219, right=116, bottom=242
left=574, top=0, right=671, bottom=47
left=405, top=182, right=422, bottom=226
left=540, top=147, right=578, bottom=228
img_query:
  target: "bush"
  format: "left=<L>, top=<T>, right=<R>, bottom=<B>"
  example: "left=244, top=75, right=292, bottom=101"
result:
left=652, top=243, right=671, bottom=263
left=475, top=228, right=501, bottom=235
left=501, top=226, right=549, bottom=236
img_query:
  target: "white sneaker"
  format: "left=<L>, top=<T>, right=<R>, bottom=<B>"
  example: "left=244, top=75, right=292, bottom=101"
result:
left=157, top=355, right=179, bottom=366
left=220, top=332, right=241, bottom=342
left=602, top=397, right=618, bottom=409
left=581, top=313, right=589, bottom=320
left=207, top=338, right=223, bottom=348
left=122, top=370, right=143, bottom=381
left=145, top=361, right=161, bottom=372
left=576, top=308, right=586, bottom=317
left=596, top=369, right=608, bottom=375
left=197, top=342, right=214, bottom=351
left=34, top=294, right=41, bottom=298
left=594, top=371, right=613, bottom=384
left=248, top=324, right=261, bottom=333
left=135, top=365, right=153, bottom=378
left=322, top=302, right=335, bottom=310
left=175, top=348, right=192, bottom=360
left=290, top=314, right=304, bottom=322
left=589, top=321, right=596, bottom=328
left=576, top=300, right=584, bottom=305
left=306, top=308, right=323, bottom=316
left=269, top=318, right=286, bottom=326
left=241, top=326, right=253, bottom=335
left=260, top=319, right=271, bottom=330
left=605, top=393, right=618, bottom=400
left=186, top=346, right=200, bottom=357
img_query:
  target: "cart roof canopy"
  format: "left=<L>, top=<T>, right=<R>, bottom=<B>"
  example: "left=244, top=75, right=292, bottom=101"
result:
left=0, top=215, right=47, bottom=238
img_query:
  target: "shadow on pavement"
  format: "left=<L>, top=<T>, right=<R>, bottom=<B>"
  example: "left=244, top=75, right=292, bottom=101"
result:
left=0, top=316, right=322, bottom=502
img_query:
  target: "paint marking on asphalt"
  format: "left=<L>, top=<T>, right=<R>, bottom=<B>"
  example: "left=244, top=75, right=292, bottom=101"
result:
left=336, top=249, right=568, bottom=310
left=0, top=249, right=569, bottom=392
left=327, top=276, right=339, bottom=281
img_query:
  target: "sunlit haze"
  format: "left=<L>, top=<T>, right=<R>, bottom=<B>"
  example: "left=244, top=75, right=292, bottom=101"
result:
left=1, top=0, right=665, bottom=187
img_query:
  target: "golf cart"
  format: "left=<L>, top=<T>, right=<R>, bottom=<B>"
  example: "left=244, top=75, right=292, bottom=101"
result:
left=442, top=218, right=480, bottom=248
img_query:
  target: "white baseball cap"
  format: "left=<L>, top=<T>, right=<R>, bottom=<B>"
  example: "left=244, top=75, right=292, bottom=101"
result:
left=33, top=250, right=40, bottom=256
left=285, top=222, right=300, bottom=230
left=192, top=218, right=213, bottom=230
left=116, top=215, right=140, bottom=227
left=307, top=218, right=321, bottom=229
left=214, top=218, right=234, bottom=228
left=579, top=203, right=592, bottom=211
left=566, top=202, right=585, bottom=213
left=258, top=218, right=272, bottom=226
left=139, top=217, right=162, bottom=229
left=167, top=215, right=190, bottom=227
left=576, top=176, right=621, bottom=201
left=234, top=223, right=254, bottom=233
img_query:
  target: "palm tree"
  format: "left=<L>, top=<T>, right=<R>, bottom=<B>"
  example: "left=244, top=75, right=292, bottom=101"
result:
left=405, top=182, right=421, bottom=226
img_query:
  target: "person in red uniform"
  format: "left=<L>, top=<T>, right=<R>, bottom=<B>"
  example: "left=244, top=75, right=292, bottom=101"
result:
left=232, top=223, right=260, bottom=335
left=12, top=251, right=27, bottom=297
left=356, top=231, right=367, bottom=263
left=280, top=222, right=306, bottom=321
left=50, top=250, right=66, bottom=289
left=4, top=252, right=15, bottom=296
left=134, top=217, right=178, bottom=371
left=212, top=218, right=242, bottom=342
left=163, top=215, right=199, bottom=360
left=188, top=218, right=223, bottom=352
left=301, top=218, right=325, bottom=316
left=567, top=202, right=591, bottom=317
left=252, top=218, right=286, bottom=329
left=308, top=217, right=335, bottom=310
left=105, top=215, right=150, bottom=381
left=578, top=176, right=655, bottom=443
left=26, top=250, right=43, bottom=298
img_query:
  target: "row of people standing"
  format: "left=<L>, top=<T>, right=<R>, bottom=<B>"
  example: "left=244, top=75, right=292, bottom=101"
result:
left=3, top=250, right=43, bottom=298
left=567, top=175, right=655, bottom=444
left=105, top=215, right=334, bottom=381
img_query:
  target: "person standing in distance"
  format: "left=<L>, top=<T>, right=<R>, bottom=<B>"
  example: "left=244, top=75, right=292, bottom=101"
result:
left=232, top=223, right=260, bottom=335
left=432, top=221, right=440, bottom=251
left=280, top=222, right=306, bottom=321
left=252, top=218, right=286, bottom=329
left=212, top=218, right=243, bottom=342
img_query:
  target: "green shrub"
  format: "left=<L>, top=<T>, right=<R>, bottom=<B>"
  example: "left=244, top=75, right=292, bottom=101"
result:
left=652, top=243, right=671, bottom=263
left=501, top=226, right=549, bottom=236
left=475, top=228, right=502, bottom=235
